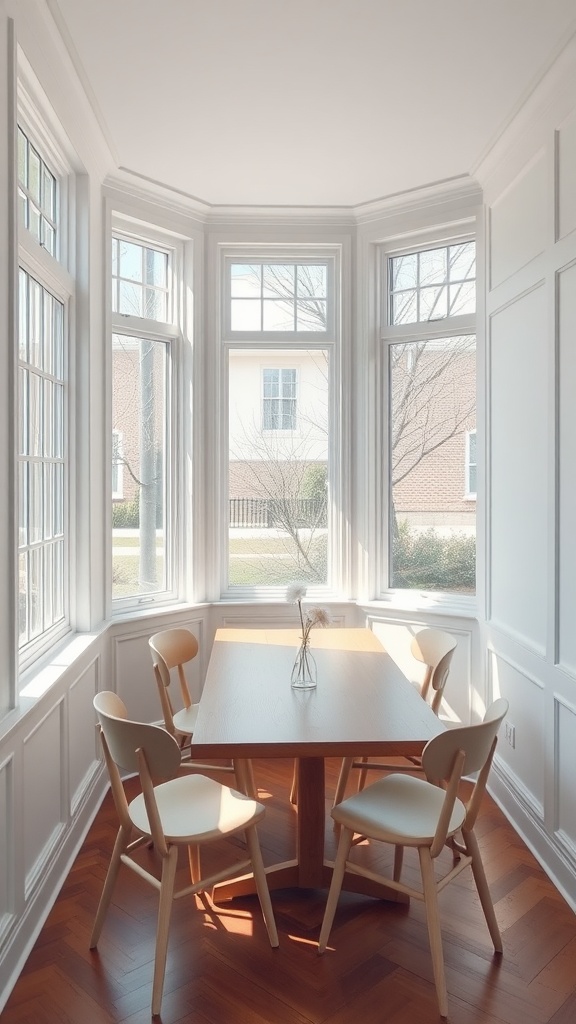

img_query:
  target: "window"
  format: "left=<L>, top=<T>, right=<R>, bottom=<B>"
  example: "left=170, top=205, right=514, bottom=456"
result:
left=18, top=269, right=66, bottom=648
left=465, top=429, right=477, bottom=498
left=389, top=241, right=475, bottom=325
left=382, top=239, right=476, bottom=596
left=262, top=368, right=297, bottom=431
left=224, top=252, right=337, bottom=594
left=111, top=230, right=176, bottom=606
left=230, top=262, right=327, bottom=332
left=17, top=126, right=57, bottom=257
left=112, top=235, right=170, bottom=322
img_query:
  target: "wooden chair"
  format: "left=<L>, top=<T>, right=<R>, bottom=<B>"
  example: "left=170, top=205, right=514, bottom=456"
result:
left=333, top=627, right=457, bottom=805
left=149, top=627, right=201, bottom=743
left=90, top=691, right=278, bottom=1017
left=149, top=627, right=239, bottom=784
left=318, top=697, right=509, bottom=1019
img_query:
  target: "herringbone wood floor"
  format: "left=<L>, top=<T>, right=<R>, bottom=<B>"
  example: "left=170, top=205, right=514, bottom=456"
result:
left=3, top=757, right=576, bottom=1023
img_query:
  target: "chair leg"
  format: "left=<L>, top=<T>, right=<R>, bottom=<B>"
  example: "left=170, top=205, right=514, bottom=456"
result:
left=244, top=825, right=279, bottom=948
left=465, top=828, right=503, bottom=952
left=151, top=845, right=178, bottom=1017
left=333, top=758, right=353, bottom=807
left=418, top=846, right=448, bottom=1019
left=90, top=825, right=129, bottom=947
left=393, top=844, right=404, bottom=882
left=289, top=760, right=298, bottom=805
left=318, top=826, right=354, bottom=953
left=188, top=843, right=201, bottom=885
left=357, top=756, right=369, bottom=792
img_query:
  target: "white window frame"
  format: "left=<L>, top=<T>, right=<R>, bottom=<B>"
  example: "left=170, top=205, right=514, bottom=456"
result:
left=378, top=230, right=477, bottom=605
left=16, top=88, right=75, bottom=672
left=219, top=247, right=340, bottom=601
left=109, top=218, right=181, bottom=613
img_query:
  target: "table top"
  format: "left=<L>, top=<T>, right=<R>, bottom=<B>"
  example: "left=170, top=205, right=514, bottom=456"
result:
left=191, top=627, right=444, bottom=759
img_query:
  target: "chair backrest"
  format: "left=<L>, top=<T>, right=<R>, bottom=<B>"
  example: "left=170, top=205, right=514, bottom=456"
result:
left=410, top=628, right=457, bottom=712
left=94, top=690, right=182, bottom=779
left=421, top=697, right=509, bottom=852
left=148, top=628, right=199, bottom=730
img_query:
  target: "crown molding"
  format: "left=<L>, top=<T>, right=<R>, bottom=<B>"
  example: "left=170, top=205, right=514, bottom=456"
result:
left=352, top=175, right=482, bottom=225
left=104, top=166, right=482, bottom=232
left=474, top=27, right=576, bottom=200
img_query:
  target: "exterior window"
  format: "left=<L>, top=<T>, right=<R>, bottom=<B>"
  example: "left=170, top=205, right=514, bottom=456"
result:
left=262, top=368, right=297, bottom=430
left=17, top=127, right=58, bottom=257
left=18, top=269, right=66, bottom=648
left=230, top=262, right=327, bottom=332
left=465, top=429, right=477, bottom=498
left=112, top=236, right=170, bottom=322
left=112, top=430, right=124, bottom=499
left=229, top=350, right=329, bottom=587
left=384, top=239, right=476, bottom=596
left=389, top=242, right=475, bottom=325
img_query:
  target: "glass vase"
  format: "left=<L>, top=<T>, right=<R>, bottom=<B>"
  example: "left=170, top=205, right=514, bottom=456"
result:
left=291, top=642, right=317, bottom=689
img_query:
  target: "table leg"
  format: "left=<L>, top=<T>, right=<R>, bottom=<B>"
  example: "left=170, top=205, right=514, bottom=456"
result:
left=296, top=757, right=331, bottom=888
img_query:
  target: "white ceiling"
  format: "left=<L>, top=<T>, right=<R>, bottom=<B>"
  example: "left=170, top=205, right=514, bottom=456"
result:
left=51, top=0, right=576, bottom=208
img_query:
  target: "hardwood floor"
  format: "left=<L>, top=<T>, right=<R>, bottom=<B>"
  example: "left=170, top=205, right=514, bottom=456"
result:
left=3, top=757, right=576, bottom=1023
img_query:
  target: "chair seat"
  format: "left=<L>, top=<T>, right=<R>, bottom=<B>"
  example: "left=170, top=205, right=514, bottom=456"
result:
left=332, top=772, right=466, bottom=846
left=129, top=773, right=265, bottom=843
left=172, top=703, right=200, bottom=735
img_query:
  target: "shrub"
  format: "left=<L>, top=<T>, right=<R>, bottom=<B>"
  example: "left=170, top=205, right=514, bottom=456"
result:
left=391, top=520, right=476, bottom=593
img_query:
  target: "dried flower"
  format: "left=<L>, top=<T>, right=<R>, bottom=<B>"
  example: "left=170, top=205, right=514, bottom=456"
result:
left=286, top=582, right=307, bottom=604
left=306, top=606, right=331, bottom=629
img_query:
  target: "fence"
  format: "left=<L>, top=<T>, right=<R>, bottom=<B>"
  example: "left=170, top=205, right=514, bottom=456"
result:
left=229, top=497, right=327, bottom=529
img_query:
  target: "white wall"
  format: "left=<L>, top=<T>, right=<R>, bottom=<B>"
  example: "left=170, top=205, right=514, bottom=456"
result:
left=477, top=32, right=576, bottom=908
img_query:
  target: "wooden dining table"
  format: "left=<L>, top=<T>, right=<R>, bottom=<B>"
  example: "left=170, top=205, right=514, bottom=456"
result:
left=191, top=626, right=444, bottom=902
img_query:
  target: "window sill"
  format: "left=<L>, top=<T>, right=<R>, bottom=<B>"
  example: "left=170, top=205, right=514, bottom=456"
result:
left=360, top=592, right=478, bottom=620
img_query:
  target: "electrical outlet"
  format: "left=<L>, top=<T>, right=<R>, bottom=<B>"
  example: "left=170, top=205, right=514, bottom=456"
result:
left=504, top=721, right=516, bottom=749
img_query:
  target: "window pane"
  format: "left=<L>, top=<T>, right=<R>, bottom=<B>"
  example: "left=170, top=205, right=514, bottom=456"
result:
left=391, top=290, right=417, bottom=325
left=297, top=264, right=326, bottom=297
left=231, top=264, right=262, bottom=297
left=263, top=298, right=294, bottom=331
left=389, top=335, right=476, bottom=594
left=449, top=280, right=476, bottom=316
left=263, top=264, right=294, bottom=298
left=391, top=253, right=417, bottom=290
left=119, top=240, right=143, bottom=282
left=28, top=147, right=41, bottom=203
left=420, top=285, right=447, bottom=321
left=112, top=334, right=169, bottom=601
left=297, top=299, right=327, bottom=331
left=231, top=298, right=261, bottom=331
left=229, top=348, right=329, bottom=586
left=449, top=242, right=476, bottom=280
left=119, top=280, right=143, bottom=317
left=419, top=247, right=447, bottom=286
